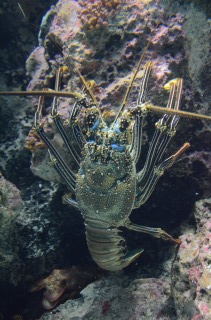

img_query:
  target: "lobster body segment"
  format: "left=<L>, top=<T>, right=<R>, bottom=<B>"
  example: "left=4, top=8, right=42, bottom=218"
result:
left=84, top=219, right=143, bottom=271
left=76, top=145, right=136, bottom=225
left=76, top=139, right=138, bottom=271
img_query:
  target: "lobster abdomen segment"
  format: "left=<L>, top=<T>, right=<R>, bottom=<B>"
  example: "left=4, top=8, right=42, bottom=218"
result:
left=85, top=218, right=143, bottom=271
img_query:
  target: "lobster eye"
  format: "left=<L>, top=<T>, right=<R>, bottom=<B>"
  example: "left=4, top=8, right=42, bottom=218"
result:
left=102, top=109, right=116, bottom=125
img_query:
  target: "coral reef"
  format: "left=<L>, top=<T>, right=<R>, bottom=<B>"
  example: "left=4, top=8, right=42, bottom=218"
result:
left=172, top=198, right=211, bottom=319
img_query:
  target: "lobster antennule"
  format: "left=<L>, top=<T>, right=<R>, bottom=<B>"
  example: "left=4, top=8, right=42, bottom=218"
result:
left=73, top=67, right=106, bottom=126
left=113, top=59, right=153, bottom=125
left=65, top=56, right=105, bottom=125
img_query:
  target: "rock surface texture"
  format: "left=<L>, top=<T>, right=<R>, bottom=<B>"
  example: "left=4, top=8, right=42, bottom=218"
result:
left=172, top=198, right=211, bottom=320
left=40, top=275, right=176, bottom=320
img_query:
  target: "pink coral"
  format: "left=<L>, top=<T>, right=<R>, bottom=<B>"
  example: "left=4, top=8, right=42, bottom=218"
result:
left=30, top=266, right=101, bottom=310
left=78, top=0, right=123, bottom=30
left=25, top=128, right=47, bottom=152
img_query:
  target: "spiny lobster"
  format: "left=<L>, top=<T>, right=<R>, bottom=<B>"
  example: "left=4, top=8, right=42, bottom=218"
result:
left=1, top=11, right=211, bottom=273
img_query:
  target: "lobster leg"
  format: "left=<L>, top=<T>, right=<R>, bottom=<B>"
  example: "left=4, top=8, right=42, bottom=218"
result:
left=135, top=79, right=185, bottom=206
left=47, top=150, right=76, bottom=195
left=51, top=67, right=81, bottom=167
left=68, top=99, right=86, bottom=149
left=34, top=94, right=76, bottom=194
left=66, top=66, right=102, bottom=149
left=125, top=220, right=181, bottom=244
left=129, top=61, right=152, bottom=163
left=134, top=142, right=190, bottom=207
left=62, top=193, right=79, bottom=210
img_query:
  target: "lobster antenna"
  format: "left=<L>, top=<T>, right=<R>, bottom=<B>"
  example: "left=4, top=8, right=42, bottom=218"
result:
left=0, top=90, right=84, bottom=99
left=74, top=68, right=105, bottom=124
left=65, top=57, right=106, bottom=124
left=145, top=104, right=211, bottom=121
left=18, top=2, right=26, bottom=18
left=113, top=0, right=174, bottom=124
left=0, top=91, right=211, bottom=120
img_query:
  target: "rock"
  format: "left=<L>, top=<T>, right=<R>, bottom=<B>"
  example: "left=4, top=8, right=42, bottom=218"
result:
left=24, top=0, right=211, bottom=197
left=0, top=172, right=23, bottom=284
left=172, top=198, right=211, bottom=320
left=40, top=274, right=176, bottom=320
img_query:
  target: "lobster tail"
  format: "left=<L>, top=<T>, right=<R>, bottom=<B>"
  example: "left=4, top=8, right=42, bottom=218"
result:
left=85, top=218, right=143, bottom=271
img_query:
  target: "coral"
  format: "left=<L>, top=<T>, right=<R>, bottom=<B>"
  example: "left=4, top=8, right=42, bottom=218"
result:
left=25, top=127, right=47, bottom=152
left=172, top=198, right=211, bottom=320
left=78, top=0, right=123, bottom=30
left=31, top=265, right=101, bottom=310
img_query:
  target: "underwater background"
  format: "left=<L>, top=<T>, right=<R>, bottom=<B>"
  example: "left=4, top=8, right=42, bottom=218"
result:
left=0, top=0, right=210, bottom=319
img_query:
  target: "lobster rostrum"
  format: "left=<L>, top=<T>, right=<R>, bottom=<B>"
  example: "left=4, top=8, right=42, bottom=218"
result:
left=1, top=25, right=211, bottom=274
